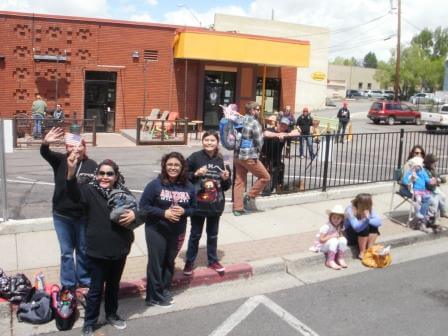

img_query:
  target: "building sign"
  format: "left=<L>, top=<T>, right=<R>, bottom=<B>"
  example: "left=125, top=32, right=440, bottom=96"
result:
left=311, top=71, right=326, bottom=81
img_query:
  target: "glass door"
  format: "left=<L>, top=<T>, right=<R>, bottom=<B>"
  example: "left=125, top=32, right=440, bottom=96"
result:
left=203, top=71, right=236, bottom=129
left=84, top=71, right=117, bottom=132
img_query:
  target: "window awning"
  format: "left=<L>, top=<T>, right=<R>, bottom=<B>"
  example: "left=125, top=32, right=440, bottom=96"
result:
left=173, top=30, right=310, bottom=68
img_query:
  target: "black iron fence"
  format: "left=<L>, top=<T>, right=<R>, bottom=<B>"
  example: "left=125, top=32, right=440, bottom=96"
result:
left=12, top=115, right=97, bottom=147
left=257, top=129, right=448, bottom=194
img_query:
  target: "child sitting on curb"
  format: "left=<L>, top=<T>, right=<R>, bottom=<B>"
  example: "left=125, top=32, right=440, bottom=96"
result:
left=310, top=205, right=348, bottom=270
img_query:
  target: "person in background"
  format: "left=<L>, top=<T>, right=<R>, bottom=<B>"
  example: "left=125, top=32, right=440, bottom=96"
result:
left=232, top=101, right=270, bottom=216
left=262, top=117, right=300, bottom=194
left=344, top=193, right=382, bottom=259
left=423, top=154, right=447, bottom=221
left=66, top=157, right=136, bottom=335
left=53, top=104, right=65, bottom=125
left=41, top=127, right=97, bottom=290
left=184, top=131, right=231, bottom=276
left=296, top=107, right=315, bottom=159
left=336, top=101, right=350, bottom=143
left=399, top=145, right=426, bottom=198
left=31, top=94, right=47, bottom=139
left=277, top=105, right=295, bottom=158
left=139, top=152, right=195, bottom=307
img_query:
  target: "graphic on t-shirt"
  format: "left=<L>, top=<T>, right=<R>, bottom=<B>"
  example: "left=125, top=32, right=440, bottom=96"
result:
left=197, top=179, right=218, bottom=203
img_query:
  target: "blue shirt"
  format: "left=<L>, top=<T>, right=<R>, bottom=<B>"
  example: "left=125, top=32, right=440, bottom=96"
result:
left=344, top=204, right=382, bottom=233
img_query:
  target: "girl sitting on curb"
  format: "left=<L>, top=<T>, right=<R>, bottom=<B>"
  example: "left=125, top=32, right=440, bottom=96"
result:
left=310, top=205, right=348, bottom=270
left=344, top=193, right=382, bottom=259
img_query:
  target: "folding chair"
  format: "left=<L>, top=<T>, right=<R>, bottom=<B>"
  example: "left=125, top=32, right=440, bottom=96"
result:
left=141, top=108, right=161, bottom=133
left=388, top=168, right=416, bottom=227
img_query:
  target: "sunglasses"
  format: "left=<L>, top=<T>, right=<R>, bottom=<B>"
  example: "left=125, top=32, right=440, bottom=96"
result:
left=98, top=171, right=115, bottom=177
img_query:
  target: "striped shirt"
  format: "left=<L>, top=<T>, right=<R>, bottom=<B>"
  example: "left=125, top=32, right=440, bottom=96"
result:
left=237, top=115, right=263, bottom=160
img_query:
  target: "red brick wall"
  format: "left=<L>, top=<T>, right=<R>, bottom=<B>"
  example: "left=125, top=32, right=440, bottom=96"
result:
left=0, top=12, right=298, bottom=130
left=0, top=13, right=178, bottom=130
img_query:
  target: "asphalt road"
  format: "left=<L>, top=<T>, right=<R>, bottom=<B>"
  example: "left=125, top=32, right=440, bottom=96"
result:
left=39, top=240, right=448, bottom=336
left=0, top=100, right=440, bottom=219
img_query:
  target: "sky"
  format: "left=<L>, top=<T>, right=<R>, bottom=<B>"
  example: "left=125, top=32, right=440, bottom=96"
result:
left=0, top=0, right=445, bottom=62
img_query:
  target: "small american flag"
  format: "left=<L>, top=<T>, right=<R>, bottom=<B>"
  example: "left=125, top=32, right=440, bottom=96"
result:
left=64, top=133, right=82, bottom=146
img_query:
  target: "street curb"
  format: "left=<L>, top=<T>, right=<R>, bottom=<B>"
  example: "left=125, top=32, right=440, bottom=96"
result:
left=117, top=263, right=253, bottom=298
left=115, top=229, right=448, bottom=298
left=0, top=301, right=11, bottom=336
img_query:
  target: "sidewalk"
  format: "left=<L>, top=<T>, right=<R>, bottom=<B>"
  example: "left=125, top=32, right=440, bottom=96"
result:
left=2, top=182, right=448, bottom=336
left=1, top=183, right=447, bottom=294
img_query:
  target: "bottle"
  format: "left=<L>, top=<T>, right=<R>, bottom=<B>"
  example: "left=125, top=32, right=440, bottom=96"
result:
left=34, top=272, right=45, bottom=291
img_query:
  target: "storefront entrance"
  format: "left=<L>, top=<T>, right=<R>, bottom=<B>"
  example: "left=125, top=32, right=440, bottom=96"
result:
left=203, top=71, right=236, bottom=129
left=84, top=71, right=117, bottom=132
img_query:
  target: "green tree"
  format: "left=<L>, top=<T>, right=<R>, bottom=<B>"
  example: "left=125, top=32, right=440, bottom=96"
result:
left=363, top=52, right=378, bottom=68
left=330, top=56, right=360, bottom=66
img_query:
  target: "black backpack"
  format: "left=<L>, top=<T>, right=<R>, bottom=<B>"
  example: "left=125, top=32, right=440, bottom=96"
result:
left=17, top=287, right=53, bottom=324
left=0, top=270, right=33, bottom=304
left=51, top=284, right=78, bottom=331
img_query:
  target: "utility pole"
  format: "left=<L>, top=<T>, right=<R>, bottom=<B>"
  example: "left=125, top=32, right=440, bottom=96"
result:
left=394, top=0, right=401, bottom=101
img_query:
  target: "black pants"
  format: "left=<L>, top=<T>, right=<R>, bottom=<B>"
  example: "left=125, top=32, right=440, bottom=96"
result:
left=145, top=225, right=179, bottom=302
left=186, top=215, right=220, bottom=265
left=84, top=256, right=127, bottom=327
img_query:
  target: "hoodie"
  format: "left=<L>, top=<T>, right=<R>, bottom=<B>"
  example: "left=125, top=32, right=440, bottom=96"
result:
left=139, top=176, right=196, bottom=236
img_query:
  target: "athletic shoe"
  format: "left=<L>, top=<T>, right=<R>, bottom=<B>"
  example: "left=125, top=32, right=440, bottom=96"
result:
left=81, top=325, right=94, bottom=336
left=233, top=210, right=246, bottom=216
left=209, top=261, right=225, bottom=274
left=106, top=314, right=127, bottom=330
left=183, top=262, right=194, bottom=276
left=163, top=290, right=174, bottom=303
left=145, top=299, right=173, bottom=308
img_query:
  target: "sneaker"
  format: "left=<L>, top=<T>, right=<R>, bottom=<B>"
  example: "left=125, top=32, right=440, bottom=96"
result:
left=106, top=314, right=127, bottom=330
left=300, top=155, right=305, bottom=159
left=81, top=325, right=94, bottom=336
left=145, top=299, right=173, bottom=308
left=163, top=290, right=174, bottom=303
left=243, top=195, right=263, bottom=212
left=209, top=261, right=225, bottom=274
left=233, top=210, right=246, bottom=216
left=243, top=195, right=252, bottom=212
left=183, top=262, right=194, bottom=276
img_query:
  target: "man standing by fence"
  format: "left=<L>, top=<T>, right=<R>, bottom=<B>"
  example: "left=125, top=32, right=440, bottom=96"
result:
left=336, top=101, right=350, bottom=143
left=296, top=107, right=315, bottom=159
left=31, top=94, right=47, bottom=139
left=233, top=101, right=270, bottom=216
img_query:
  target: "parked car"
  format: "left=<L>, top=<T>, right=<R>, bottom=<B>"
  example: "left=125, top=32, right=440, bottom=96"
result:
left=365, top=90, right=383, bottom=99
left=367, top=101, right=421, bottom=125
left=409, top=92, right=444, bottom=105
left=346, top=89, right=362, bottom=98
left=382, top=90, right=394, bottom=100
left=420, top=104, right=448, bottom=131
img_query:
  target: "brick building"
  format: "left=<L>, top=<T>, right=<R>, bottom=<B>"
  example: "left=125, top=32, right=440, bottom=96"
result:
left=0, top=11, right=310, bottom=132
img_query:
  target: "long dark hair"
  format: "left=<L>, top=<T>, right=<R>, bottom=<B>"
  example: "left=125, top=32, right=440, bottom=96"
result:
left=202, top=130, right=222, bottom=158
left=407, top=145, right=426, bottom=160
left=90, top=159, right=129, bottom=198
left=160, top=152, right=188, bottom=185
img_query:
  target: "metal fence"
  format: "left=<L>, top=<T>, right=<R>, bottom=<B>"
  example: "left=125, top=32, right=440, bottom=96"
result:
left=257, top=129, right=448, bottom=194
left=12, top=115, right=97, bottom=147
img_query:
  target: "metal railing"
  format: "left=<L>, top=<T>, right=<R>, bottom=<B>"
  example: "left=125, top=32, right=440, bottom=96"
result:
left=12, top=115, right=97, bottom=147
left=256, top=129, right=448, bottom=194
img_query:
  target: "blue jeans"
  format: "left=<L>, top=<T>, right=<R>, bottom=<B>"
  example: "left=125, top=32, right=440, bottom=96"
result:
left=53, top=214, right=90, bottom=288
left=186, top=215, right=220, bottom=265
left=299, top=135, right=314, bottom=158
left=32, top=114, right=43, bottom=137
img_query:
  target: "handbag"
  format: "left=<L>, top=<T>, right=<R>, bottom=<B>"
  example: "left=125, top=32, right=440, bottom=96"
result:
left=362, top=245, right=392, bottom=268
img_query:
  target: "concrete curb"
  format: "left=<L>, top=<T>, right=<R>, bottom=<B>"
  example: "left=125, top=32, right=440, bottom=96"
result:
left=115, top=228, right=448, bottom=298
left=1, top=182, right=394, bottom=234
left=0, top=301, right=11, bottom=336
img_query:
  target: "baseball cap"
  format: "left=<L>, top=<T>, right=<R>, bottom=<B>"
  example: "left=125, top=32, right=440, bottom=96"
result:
left=279, top=117, right=291, bottom=126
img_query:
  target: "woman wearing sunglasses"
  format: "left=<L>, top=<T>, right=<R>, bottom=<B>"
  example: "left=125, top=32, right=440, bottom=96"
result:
left=183, top=131, right=231, bottom=276
left=66, top=155, right=137, bottom=335
left=139, top=152, right=196, bottom=307
left=399, top=145, right=426, bottom=198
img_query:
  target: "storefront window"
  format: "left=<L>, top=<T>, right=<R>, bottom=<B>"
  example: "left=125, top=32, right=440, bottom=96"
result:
left=256, top=78, right=281, bottom=115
